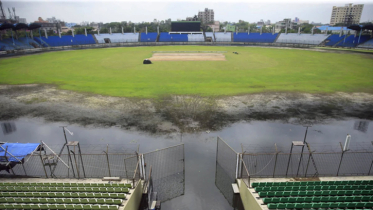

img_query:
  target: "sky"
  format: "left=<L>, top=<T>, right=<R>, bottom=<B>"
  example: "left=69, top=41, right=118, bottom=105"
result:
left=2, top=0, right=373, bottom=24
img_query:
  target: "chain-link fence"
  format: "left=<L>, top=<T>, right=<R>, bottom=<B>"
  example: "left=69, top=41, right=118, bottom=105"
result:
left=143, top=144, right=184, bottom=202
left=215, top=137, right=239, bottom=206
left=241, top=143, right=373, bottom=178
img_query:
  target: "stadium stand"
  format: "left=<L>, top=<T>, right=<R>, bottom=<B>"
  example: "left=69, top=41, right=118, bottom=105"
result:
left=159, top=32, right=188, bottom=42
left=205, top=32, right=215, bottom=41
left=95, top=33, right=139, bottom=43
left=19, top=37, right=41, bottom=48
left=324, top=34, right=346, bottom=46
left=214, top=32, right=232, bottom=42
left=233, top=33, right=278, bottom=43
left=337, top=35, right=371, bottom=47
left=357, top=37, right=373, bottom=48
left=187, top=34, right=204, bottom=42
left=0, top=40, right=15, bottom=51
left=276, top=33, right=330, bottom=45
left=253, top=180, right=373, bottom=210
left=34, top=35, right=96, bottom=47
left=0, top=182, right=132, bottom=210
left=0, top=38, right=32, bottom=50
left=140, top=32, right=158, bottom=42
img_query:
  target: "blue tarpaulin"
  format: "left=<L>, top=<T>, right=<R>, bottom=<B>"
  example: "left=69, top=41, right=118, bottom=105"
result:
left=0, top=143, right=40, bottom=162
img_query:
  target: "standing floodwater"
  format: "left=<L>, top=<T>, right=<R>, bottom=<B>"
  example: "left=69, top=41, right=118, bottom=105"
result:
left=1, top=118, right=372, bottom=210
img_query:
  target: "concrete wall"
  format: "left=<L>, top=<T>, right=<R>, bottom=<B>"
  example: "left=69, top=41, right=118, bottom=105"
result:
left=123, top=181, right=143, bottom=210
left=237, top=179, right=263, bottom=210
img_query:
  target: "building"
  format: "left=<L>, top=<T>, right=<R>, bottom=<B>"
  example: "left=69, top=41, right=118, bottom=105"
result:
left=274, top=18, right=298, bottom=33
left=198, top=8, right=214, bottom=24
left=317, top=25, right=352, bottom=34
left=330, top=3, right=364, bottom=26
left=34, top=17, right=60, bottom=31
left=207, top=21, right=220, bottom=32
left=65, top=23, right=77, bottom=28
left=224, top=24, right=235, bottom=32
left=186, top=15, right=199, bottom=21
left=18, top=18, right=27, bottom=24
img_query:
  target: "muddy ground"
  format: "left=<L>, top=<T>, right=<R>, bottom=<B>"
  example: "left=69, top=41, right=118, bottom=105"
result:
left=0, top=84, right=372, bottom=134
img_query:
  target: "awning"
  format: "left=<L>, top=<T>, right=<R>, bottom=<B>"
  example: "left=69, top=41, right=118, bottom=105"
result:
left=0, top=143, right=40, bottom=162
left=0, top=23, right=14, bottom=31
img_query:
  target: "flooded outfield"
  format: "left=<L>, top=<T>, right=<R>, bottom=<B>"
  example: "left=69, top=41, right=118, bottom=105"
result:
left=1, top=118, right=372, bottom=210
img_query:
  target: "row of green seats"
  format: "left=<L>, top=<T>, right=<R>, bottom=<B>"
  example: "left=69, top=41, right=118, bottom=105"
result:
left=252, top=180, right=373, bottom=187
left=0, top=197, right=122, bottom=205
left=267, top=202, right=373, bottom=209
left=0, top=187, right=129, bottom=193
left=0, top=182, right=131, bottom=188
left=263, top=196, right=373, bottom=204
left=258, top=190, right=373, bottom=197
left=255, top=185, right=371, bottom=192
left=0, top=192, right=126, bottom=199
left=0, top=204, right=118, bottom=210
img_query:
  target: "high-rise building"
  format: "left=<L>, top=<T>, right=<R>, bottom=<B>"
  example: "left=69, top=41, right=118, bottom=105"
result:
left=198, top=8, right=214, bottom=24
left=330, top=3, right=364, bottom=26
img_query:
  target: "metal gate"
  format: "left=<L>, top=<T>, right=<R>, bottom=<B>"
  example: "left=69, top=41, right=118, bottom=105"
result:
left=143, top=144, right=185, bottom=202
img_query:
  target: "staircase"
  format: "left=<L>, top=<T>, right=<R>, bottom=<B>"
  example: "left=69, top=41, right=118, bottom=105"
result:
left=273, top=33, right=281, bottom=43
left=92, top=34, right=99, bottom=44
left=333, top=35, right=350, bottom=47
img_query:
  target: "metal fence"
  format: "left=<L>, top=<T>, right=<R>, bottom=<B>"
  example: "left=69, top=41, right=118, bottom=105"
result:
left=242, top=150, right=373, bottom=178
left=215, top=137, right=239, bottom=206
left=143, top=144, right=184, bottom=202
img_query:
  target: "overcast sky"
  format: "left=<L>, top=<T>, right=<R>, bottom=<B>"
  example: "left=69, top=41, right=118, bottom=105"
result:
left=2, top=0, right=373, bottom=24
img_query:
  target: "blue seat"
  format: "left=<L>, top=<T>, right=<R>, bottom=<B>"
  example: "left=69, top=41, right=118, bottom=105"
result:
left=233, top=33, right=278, bottom=43
left=140, top=33, right=158, bottom=42
left=159, top=33, right=188, bottom=42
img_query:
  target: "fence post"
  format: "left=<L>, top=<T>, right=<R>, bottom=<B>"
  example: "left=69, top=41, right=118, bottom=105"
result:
left=305, top=152, right=311, bottom=177
left=235, top=153, right=239, bottom=179
left=273, top=143, right=278, bottom=178
left=77, top=144, right=86, bottom=178
left=297, top=126, right=309, bottom=177
left=286, top=143, right=294, bottom=177
left=39, top=148, right=48, bottom=178
left=368, top=142, right=373, bottom=175
left=105, top=144, right=111, bottom=177
left=337, top=142, right=345, bottom=176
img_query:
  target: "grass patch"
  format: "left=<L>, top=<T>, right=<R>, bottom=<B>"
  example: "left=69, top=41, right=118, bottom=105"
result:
left=0, top=46, right=373, bottom=98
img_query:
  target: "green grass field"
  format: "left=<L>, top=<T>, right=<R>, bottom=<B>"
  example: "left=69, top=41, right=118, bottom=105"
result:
left=0, top=46, right=372, bottom=98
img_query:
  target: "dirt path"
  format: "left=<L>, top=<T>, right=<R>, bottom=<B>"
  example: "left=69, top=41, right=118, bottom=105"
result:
left=0, top=84, right=372, bottom=134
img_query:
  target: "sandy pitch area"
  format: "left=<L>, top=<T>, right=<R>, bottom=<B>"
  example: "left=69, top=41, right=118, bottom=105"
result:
left=149, top=53, right=226, bottom=61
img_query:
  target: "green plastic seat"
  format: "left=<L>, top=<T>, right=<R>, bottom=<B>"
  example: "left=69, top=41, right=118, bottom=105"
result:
left=296, top=197, right=306, bottom=203
left=365, top=202, right=373, bottom=208
left=267, top=203, right=277, bottom=209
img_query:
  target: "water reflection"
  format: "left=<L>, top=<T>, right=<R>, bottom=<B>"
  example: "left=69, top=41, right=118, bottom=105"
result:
left=354, top=121, right=370, bottom=133
left=1, top=122, right=16, bottom=135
